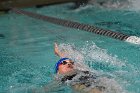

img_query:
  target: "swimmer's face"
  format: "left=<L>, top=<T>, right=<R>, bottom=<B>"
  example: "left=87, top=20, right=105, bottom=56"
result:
left=58, top=59, right=74, bottom=74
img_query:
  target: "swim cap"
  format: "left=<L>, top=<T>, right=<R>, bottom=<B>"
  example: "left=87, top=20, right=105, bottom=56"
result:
left=55, top=58, right=70, bottom=73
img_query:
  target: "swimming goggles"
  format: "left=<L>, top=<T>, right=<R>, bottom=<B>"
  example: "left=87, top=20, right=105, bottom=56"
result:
left=55, top=58, right=73, bottom=73
left=60, top=60, right=74, bottom=65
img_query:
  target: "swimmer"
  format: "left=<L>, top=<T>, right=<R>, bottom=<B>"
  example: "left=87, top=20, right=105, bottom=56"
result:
left=54, top=43, right=105, bottom=93
left=33, top=43, right=122, bottom=93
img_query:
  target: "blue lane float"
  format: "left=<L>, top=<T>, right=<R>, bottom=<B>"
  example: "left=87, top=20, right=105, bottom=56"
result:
left=11, top=8, right=140, bottom=45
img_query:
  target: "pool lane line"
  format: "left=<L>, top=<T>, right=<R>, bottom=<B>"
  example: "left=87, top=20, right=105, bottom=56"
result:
left=11, top=8, right=140, bottom=45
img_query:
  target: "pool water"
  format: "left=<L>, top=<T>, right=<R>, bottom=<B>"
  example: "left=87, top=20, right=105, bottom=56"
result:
left=0, top=1, right=140, bottom=93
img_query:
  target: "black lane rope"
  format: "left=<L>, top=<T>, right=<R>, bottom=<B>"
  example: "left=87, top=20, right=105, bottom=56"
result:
left=11, top=8, right=130, bottom=41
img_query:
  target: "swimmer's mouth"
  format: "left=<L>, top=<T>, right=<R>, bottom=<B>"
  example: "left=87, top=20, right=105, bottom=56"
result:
left=68, top=65, right=73, bottom=68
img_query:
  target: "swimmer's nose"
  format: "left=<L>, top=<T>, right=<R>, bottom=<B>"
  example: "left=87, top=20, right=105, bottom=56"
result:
left=68, top=63, right=72, bottom=66
left=68, top=63, right=71, bottom=65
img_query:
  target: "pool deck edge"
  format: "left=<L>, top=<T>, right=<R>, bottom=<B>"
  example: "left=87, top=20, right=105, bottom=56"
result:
left=0, top=0, right=84, bottom=11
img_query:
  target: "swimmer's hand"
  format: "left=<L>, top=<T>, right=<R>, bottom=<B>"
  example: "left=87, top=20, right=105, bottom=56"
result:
left=54, top=43, right=64, bottom=58
left=54, top=43, right=59, bottom=56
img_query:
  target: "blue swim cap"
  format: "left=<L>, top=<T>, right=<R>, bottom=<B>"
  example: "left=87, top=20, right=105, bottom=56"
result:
left=55, top=58, right=70, bottom=73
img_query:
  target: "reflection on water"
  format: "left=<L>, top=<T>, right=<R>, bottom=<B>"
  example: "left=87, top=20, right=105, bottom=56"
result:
left=0, top=34, right=5, bottom=39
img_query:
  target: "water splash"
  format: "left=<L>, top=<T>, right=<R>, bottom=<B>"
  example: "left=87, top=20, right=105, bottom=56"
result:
left=88, top=0, right=131, bottom=9
left=87, top=0, right=140, bottom=11
left=56, top=42, right=133, bottom=93
left=131, top=0, right=140, bottom=11
left=81, top=42, right=126, bottom=67
left=59, top=43, right=125, bottom=65
left=58, top=43, right=84, bottom=63
left=98, top=77, right=126, bottom=93
left=75, top=0, right=140, bottom=11
left=126, top=36, right=140, bottom=45
left=57, top=42, right=127, bottom=74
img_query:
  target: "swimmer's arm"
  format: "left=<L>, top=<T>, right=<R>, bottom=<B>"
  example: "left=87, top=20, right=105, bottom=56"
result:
left=54, top=43, right=66, bottom=58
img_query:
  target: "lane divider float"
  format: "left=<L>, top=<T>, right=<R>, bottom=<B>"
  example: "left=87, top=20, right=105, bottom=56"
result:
left=11, top=8, right=140, bottom=45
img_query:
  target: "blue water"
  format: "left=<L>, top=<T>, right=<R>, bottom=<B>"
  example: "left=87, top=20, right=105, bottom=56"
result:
left=0, top=2, right=140, bottom=93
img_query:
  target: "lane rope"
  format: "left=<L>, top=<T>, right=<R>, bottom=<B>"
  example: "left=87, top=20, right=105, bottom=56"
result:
left=11, top=8, right=140, bottom=45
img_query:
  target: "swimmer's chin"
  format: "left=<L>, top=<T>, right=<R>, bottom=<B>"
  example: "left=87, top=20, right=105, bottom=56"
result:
left=63, top=69, right=77, bottom=76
